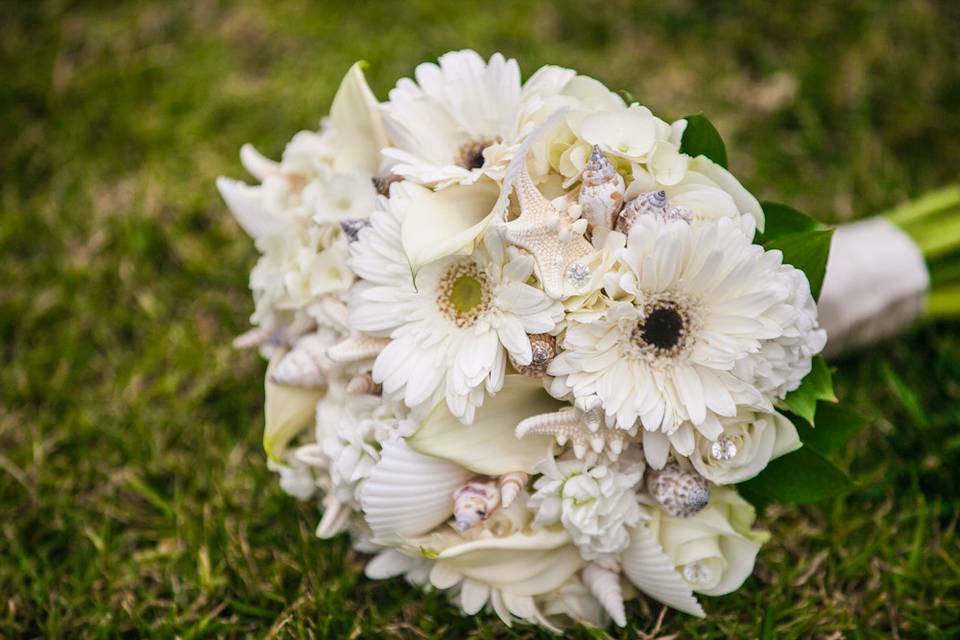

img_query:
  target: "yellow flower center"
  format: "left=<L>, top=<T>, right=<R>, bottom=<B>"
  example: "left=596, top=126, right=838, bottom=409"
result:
left=437, top=262, right=491, bottom=327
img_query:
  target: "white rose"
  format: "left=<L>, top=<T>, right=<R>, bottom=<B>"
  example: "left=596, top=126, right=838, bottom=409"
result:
left=689, top=410, right=800, bottom=484
left=649, top=487, right=769, bottom=596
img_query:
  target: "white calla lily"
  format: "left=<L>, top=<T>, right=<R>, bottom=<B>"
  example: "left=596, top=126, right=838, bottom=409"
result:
left=216, top=176, right=287, bottom=241
left=687, top=155, right=764, bottom=232
left=407, top=375, right=562, bottom=475
left=263, top=353, right=324, bottom=462
left=400, top=181, right=501, bottom=277
left=329, top=62, right=389, bottom=174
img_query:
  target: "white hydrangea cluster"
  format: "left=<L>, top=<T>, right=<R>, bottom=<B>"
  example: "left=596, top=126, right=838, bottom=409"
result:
left=220, top=51, right=827, bottom=631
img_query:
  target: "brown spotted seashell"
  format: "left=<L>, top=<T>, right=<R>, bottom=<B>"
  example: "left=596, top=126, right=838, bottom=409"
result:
left=578, top=145, right=625, bottom=230
left=508, top=333, right=557, bottom=377
left=646, top=464, right=710, bottom=518
left=452, top=475, right=500, bottom=532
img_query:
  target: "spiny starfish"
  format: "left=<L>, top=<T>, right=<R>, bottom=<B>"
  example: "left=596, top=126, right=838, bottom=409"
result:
left=500, top=157, right=593, bottom=299
left=515, top=406, right=635, bottom=460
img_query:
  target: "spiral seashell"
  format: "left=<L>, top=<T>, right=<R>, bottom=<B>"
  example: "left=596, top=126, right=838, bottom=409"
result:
left=232, top=325, right=275, bottom=350
left=346, top=371, right=381, bottom=395
left=508, top=333, right=557, bottom=377
left=668, top=205, right=694, bottom=223
left=340, top=218, right=371, bottom=242
left=615, top=190, right=669, bottom=235
left=269, top=333, right=331, bottom=388
left=326, top=334, right=390, bottom=364
left=371, top=173, right=403, bottom=197
left=578, top=145, right=625, bottom=230
left=646, top=464, right=710, bottom=518
left=497, top=471, right=528, bottom=508
left=582, top=563, right=626, bottom=628
left=452, top=475, right=501, bottom=532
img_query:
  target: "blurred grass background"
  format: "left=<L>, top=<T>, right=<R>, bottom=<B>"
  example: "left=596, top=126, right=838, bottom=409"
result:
left=3, top=0, right=960, bottom=637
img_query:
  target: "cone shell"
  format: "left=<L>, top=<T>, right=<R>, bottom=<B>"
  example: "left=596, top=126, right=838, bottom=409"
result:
left=622, top=525, right=705, bottom=617
left=327, top=334, right=390, bottom=364
left=346, top=371, right=381, bottom=395
left=452, top=475, right=501, bottom=532
left=578, top=145, right=625, bottom=230
left=508, top=334, right=557, bottom=377
left=615, top=190, right=669, bottom=235
left=497, top=472, right=528, bottom=508
left=361, top=440, right=473, bottom=541
left=582, top=563, right=626, bottom=628
left=270, top=333, right=331, bottom=388
left=646, top=464, right=710, bottom=518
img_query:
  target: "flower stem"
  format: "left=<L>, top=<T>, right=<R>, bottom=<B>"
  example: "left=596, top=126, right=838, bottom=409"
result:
left=883, top=185, right=960, bottom=230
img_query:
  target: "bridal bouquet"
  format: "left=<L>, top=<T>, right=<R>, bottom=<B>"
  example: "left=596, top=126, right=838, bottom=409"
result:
left=218, top=51, right=852, bottom=630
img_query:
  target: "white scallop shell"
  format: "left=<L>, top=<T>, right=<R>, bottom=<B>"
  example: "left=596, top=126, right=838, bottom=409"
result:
left=270, top=333, right=331, bottom=388
left=361, top=440, right=473, bottom=542
left=578, top=145, right=625, bottom=230
left=239, top=143, right=281, bottom=181
left=621, top=525, right=705, bottom=617
left=582, top=563, right=626, bottom=627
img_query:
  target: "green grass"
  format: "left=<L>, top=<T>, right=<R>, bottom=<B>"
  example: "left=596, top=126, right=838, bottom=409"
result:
left=3, top=1, right=960, bottom=637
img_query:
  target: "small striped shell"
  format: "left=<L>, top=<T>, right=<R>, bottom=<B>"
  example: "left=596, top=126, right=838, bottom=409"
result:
left=346, top=371, right=381, bottom=395
left=615, top=190, right=669, bottom=235
left=508, top=334, right=557, bottom=377
left=646, top=464, right=710, bottom=518
left=582, top=563, right=626, bottom=627
left=361, top=440, right=472, bottom=543
left=269, top=333, right=331, bottom=388
left=622, top=524, right=705, bottom=617
left=578, top=145, right=625, bottom=230
left=497, top=472, right=529, bottom=508
left=452, top=475, right=501, bottom=532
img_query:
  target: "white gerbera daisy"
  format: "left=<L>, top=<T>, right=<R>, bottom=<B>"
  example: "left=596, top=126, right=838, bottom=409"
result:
left=381, top=50, right=577, bottom=187
left=348, top=183, right=564, bottom=423
left=549, top=216, right=824, bottom=466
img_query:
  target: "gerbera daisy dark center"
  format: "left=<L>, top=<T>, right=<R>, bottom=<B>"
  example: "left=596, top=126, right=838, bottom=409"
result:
left=631, top=299, right=695, bottom=359
left=455, top=137, right=499, bottom=170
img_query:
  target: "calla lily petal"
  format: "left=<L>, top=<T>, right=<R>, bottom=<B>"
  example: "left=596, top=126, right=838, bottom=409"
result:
left=263, top=352, right=324, bottom=462
left=330, top=62, right=389, bottom=174
left=407, top=375, right=562, bottom=475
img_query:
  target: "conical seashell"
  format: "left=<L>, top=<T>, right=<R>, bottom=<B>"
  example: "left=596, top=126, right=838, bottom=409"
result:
left=326, top=334, right=390, bottom=364
left=269, top=333, right=331, bottom=388
left=497, top=471, right=528, bottom=508
left=646, top=464, right=710, bottom=518
left=452, top=475, right=501, bottom=532
left=372, top=173, right=403, bottom=197
left=232, top=325, right=274, bottom=350
left=578, top=145, right=625, bottom=230
left=240, top=143, right=281, bottom=181
left=361, top=440, right=473, bottom=542
left=315, top=297, right=350, bottom=329
left=615, top=190, right=669, bottom=235
left=516, top=407, right=633, bottom=460
left=622, top=525, right=705, bottom=617
left=582, top=563, right=626, bottom=627
left=508, top=333, right=557, bottom=377
left=668, top=205, right=694, bottom=223
left=339, top=218, right=371, bottom=242
left=346, top=371, right=381, bottom=395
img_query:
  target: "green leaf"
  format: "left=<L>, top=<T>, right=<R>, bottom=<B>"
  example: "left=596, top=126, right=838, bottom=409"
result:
left=792, top=404, right=868, bottom=457
left=782, top=356, right=837, bottom=425
left=755, top=202, right=819, bottom=243
left=680, top=113, right=728, bottom=168
left=738, top=446, right=853, bottom=505
left=762, top=228, right=833, bottom=299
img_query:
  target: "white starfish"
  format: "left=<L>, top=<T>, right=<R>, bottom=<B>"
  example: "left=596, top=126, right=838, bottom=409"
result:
left=500, top=156, right=593, bottom=299
left=515, top=406, right=635, bottom=460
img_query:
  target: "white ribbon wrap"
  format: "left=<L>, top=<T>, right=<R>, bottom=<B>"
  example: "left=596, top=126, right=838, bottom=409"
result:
left=818, top=218, right=929, bottom=357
